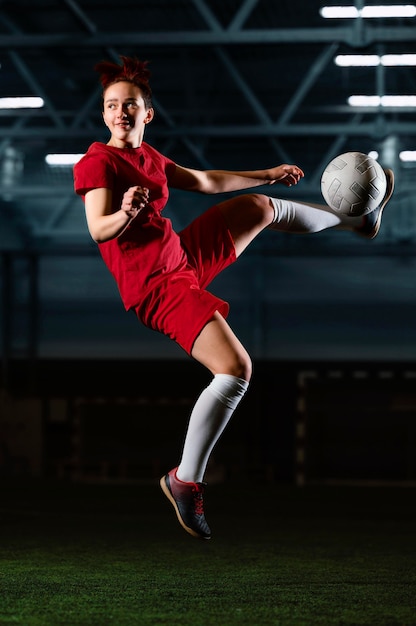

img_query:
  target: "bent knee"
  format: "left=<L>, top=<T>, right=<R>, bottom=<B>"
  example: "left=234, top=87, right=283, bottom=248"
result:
left=223, top=352, right=252, bottom=382
left=240, top=193, right=275, bottom=227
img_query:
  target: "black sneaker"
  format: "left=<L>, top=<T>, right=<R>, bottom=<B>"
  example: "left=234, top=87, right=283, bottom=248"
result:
left=355, top=168, right=395, bottom=239
left=160, top=467, right=212, bottom=540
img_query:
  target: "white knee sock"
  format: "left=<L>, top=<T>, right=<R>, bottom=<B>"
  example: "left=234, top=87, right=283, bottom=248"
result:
left=177, top=374, right=249, bottom=483
left=268, top=197, right=364, bottom=234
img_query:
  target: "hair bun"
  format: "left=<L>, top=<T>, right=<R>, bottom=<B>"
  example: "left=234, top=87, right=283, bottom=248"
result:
left=94, top=55, right=152, bottom=96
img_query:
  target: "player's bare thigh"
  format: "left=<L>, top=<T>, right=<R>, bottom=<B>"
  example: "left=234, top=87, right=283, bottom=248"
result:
left=216, top=193, right=274, bottom=257
left=191, top=311, right=252, bottom=381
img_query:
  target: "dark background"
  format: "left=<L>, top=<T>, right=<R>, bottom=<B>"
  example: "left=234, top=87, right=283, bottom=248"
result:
left=1, top=0, right=416, bottom=485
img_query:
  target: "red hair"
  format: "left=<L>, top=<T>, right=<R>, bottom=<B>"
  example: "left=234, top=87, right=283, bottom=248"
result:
left=94, top=56, right=153, bottom=108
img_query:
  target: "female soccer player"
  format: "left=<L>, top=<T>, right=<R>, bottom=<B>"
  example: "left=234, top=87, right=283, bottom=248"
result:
left=73, top=56, right=394, bottom=540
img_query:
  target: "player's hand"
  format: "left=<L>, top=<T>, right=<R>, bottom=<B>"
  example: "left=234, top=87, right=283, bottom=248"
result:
left=121, top=186, right=149, bottom=217
left=267, top=164, right=304, bottom=187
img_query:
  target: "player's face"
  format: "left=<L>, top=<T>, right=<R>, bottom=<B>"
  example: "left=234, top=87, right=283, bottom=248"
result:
left=102, top=81, right=153, bottom=148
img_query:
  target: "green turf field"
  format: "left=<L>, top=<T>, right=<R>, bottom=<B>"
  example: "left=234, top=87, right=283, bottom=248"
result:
left=0, top=479, right=415, bottom=626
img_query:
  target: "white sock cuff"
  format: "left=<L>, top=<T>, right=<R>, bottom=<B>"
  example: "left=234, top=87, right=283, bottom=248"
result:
left=208, top=374, right=249, bottom=410
left=269, top=197, right=280, bottom=223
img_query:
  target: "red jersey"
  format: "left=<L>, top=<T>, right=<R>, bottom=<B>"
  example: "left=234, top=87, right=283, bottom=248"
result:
left=73, top=141, right=189, bottom=310
left=74, top=141, right=234, bottom=355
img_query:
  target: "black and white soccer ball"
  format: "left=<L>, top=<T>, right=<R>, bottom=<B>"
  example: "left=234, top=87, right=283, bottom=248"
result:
left=321, top=151, right=387, bottom=217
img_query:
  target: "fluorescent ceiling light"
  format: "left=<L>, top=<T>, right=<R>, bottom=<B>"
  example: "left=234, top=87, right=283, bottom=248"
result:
left=321, top=5, right=416, bottom=18
left=382, top=54, right=416, bottom=66
left=0, top=96, right=44, bottom=109
left=368, top=150, right=416, bottom=165
left=321, top=6, right=358, bottom=18
left=336, top=55, right=380, bottom=66
left=361, top=4, right=416, bottom=17
left=45, top=153, right=84, bottom=166
left=400, top=150, right=416, bottom=161
left=348, top=95, right=416, bottom=106
left=335, top=53, right=416, bottom=66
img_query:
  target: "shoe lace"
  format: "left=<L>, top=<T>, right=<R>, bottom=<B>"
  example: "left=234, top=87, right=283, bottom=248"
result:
left=192, top=485, right=205, bottom=516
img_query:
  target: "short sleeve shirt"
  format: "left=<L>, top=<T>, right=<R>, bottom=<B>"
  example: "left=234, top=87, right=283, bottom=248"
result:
left=73, top=142, right=190, bottom=310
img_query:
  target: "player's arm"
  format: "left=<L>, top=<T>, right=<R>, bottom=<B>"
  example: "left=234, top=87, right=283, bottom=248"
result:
left=84, top=186, right=148, bottom=243
left=169, top=163, right=304, bottom=194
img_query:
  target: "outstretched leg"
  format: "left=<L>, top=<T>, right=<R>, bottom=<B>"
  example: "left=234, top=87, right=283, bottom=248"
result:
left=218, top=167, right=394, bottom=257
left=269, top=167, right=394, bottom=240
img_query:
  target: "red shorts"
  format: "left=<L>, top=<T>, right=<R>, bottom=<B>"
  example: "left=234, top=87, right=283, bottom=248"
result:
left=134, top=205, right=236, bottom=355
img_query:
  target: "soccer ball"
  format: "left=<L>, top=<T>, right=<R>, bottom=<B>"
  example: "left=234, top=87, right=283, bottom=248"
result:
left=320, top=151, right=387, bottom=217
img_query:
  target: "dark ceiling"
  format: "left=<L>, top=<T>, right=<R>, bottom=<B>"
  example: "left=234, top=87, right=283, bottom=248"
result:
left=0, top=0, right=415, bottom=253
